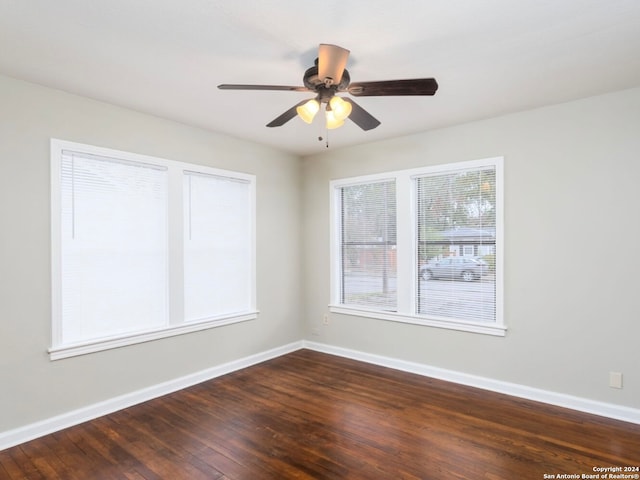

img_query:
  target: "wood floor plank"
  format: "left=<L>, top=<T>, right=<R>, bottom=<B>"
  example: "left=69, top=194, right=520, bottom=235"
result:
left=1, top=349, right=639, bottom=479
left=0, top=450, right=27, bottom=480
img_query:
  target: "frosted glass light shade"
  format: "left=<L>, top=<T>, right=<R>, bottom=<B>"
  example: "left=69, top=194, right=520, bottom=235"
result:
left=329, top=96, right=352, bottom=121
left=325, top=110, right=345, bottom=129
left=296, top=99, right=320, bottom=123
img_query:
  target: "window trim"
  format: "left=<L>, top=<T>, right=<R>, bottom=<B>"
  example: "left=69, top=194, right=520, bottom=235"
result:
left=329, top=157, right=505, bottom=336
left=50, top=139, right=258, bottom=360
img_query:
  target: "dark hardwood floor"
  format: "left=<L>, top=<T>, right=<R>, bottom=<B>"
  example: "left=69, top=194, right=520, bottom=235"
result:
left=1, top=349, right=639, bottom=479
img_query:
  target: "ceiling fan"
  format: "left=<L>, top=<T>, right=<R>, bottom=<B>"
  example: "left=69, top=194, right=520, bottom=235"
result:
left=218, top=44, right=438, bottom=131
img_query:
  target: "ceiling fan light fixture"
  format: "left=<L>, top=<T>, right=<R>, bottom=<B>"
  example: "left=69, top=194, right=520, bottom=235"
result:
left=296, top=99, right=320, bottom=124
left=218, top=43, right=437, bottom=133
left=325, top=109, right=345, bottom=130
left=329, top=96, right=352, bottom=121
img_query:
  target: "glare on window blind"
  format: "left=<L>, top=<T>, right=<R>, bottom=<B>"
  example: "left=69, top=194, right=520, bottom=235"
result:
left=60, top=151, right=169, bottom=344
left=340, top=180, right=397, bottom=311
left=183, top=171, right=252, bottom=322
left=416, top=167, right=496, bottom=323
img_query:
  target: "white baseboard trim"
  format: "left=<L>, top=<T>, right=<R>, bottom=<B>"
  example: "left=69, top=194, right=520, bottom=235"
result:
left=3, top=339, right=638, bottom=452
left=0, top=341, right=304, bottom=451
left=303, top=340, right=640, bottom=425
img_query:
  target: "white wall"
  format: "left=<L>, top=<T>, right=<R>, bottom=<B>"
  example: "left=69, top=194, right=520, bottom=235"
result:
left=301, top=87, right=640, bottom=409
left=0, top=74, right=303, bottom=432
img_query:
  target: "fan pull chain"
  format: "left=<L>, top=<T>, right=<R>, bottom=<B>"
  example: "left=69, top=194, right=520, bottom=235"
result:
left=318, top=126, right=330, bottom=148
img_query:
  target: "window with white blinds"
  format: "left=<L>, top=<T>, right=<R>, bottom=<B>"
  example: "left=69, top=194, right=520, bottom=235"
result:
left=51, top=139, right=257, bottom=359
left=59, top=152, right=169, bottom=345
left=416, top=166, right=497, bottom=324
left=338, top=180, right=397, bottom=311
left=183, top=172, right=252, bottom=321
left=330, top=157, right=504, bottom=336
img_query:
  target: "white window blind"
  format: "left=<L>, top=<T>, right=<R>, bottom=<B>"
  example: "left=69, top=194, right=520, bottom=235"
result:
left=339, top=180, right=397, bottom=311
left=183, top=172, right=252, bottom=321
left=60, top=151, right=169, bottom=344
left=51, top=139, right=258, bottom=359
left=416, top=166, right=497, bottom=323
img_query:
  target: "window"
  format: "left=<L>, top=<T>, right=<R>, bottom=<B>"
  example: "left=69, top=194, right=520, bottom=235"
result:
left=183, top=172, right=253, bottom=321
left=50, top=140, right=256, bottom=359
left=416, top=166, right=497, bottom=324
left=330, top=157, right=504, bottom=336
left=339, top=180, right=397, bottom=312
left=58, top=152, right=169, bottom=345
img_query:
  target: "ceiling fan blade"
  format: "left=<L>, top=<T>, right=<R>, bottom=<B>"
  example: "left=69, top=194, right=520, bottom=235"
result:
left=345, top=99, right=381, bottom=131
left=318, top=44, right=350, bottom=86
left=266, top=100, right=309, bottom=127
left=347, top=78, right=438, bottom=96
left=218, top=84, right=311, bottom=92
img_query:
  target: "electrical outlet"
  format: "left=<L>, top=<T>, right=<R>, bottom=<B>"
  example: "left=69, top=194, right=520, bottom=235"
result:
left=323, top=314, right=329, bottom=325
left=609, top=372, right=623, bottom=389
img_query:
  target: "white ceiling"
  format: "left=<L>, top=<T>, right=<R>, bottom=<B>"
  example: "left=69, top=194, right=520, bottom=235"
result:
left=1, top=0, right=640, bottom=156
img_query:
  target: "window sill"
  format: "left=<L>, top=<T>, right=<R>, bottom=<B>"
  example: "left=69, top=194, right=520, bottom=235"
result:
left=328, top=305, right=506, bottom=337
left=48, top=311, right=259, bottom=360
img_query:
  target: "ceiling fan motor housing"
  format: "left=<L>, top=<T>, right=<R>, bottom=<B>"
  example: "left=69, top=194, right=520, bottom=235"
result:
left=303, top=62, right=351, bottom=103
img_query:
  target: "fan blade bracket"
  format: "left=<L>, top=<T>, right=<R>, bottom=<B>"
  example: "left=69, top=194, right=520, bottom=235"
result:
left=348, top=78, right=438, bottom=96
left=217, top=84, right=311, bottom=92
